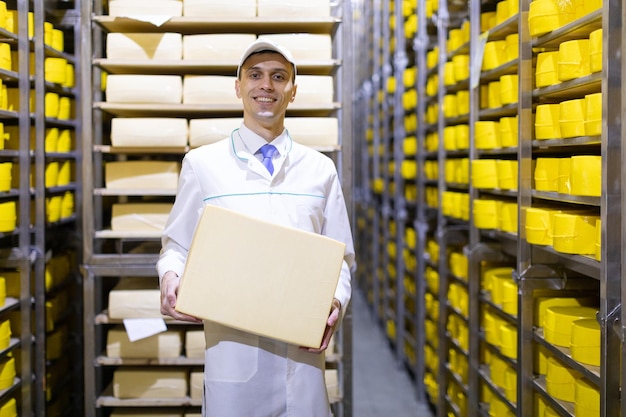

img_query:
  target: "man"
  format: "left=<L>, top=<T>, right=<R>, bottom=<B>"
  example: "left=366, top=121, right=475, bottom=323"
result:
left=157, top=38, right=355, bottom=417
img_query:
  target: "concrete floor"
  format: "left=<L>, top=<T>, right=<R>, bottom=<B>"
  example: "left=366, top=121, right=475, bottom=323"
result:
left=351, top=288, right=435, bottom=417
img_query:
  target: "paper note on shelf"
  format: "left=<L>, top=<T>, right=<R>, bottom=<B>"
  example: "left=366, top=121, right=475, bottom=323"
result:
left=175, top=205, right=345, bottom=348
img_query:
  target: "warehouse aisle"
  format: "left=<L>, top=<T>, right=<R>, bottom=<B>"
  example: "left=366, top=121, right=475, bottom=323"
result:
left=352, top=289, right=434, bottom=417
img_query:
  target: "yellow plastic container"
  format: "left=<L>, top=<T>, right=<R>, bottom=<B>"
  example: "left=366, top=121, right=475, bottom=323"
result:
left=552, top=213, right=600, bottom=254
left=558, top=157, right=571, bottom=194
left=559, top=98, right=586, bottom=138
left=570, top=318, right=600, bottom=366
left=0, top=397, right=16, bottom=417
left=455, top=124, right=470, bottom=149
left=525, top=207, right=557, bottom=245
left=570, top=155, right=601, bottom=197
left=528, top=0, right=577, bottom=38
left=500, top=323, right=517, bottom=359
left=457, top=90, right=469, bottom=116
left=575, top=378, right=600, bottom=417
left=471, top=159, right=498, bottom=189
left=501, top=278, right=518, bottom=315
left=443, top=94, right=458, bottom=118
left=535, top=104, right=561, bottom=139
left=0, top=357, right=14, bottom=390
left=452, top=54, right=470, bottom=81
left=496, top=160, right=518, bottom=190
left=474, top=199, right=499, bottom=229
left=544, top=306, right=597, bottom=346
left=535, top=296, right=596, bottom=328
left=487, top=80, right=502, bottom=109
left=558, top=39, right=591, bottom=81
left=475, top=121, right=501, bottom=149
left=0, top=201, right=16, bottom=233
left=589, top=28, right=602, bottom=73
left=584, top=92, right=602, bottom=136
left=483, top=310, right=501, bottom=346
left=499, top=116, right=518, bottom=148
left=534, top=158, right=560, bottom=192
left=505, top=33, right=519, bottom=62
left=535, top=51, right=561, bottom=88
left=546, top=357, right=581, bottom=402
left=0, top=162, right=11, bottom=192
left=482, top=41, right=507, bottom=71
left=595, top=218, right=601, bottom=261
left=499, top=202, right=518, bottom=234
left=499, top=74, right=518, bottom=105
left=44, top=57, right=67, bottom=85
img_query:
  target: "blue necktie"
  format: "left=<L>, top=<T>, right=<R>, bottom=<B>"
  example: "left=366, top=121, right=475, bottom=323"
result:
left=259, top=144, right=277, bottom=175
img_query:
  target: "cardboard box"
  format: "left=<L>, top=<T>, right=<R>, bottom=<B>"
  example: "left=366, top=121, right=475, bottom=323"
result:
left=108, top=277, right=164, bottom=319
left=175, top=205, right=345, bottom=348
left=106, top=327, right=184, bottom=358
left=113, top=368, right=188, bottom=399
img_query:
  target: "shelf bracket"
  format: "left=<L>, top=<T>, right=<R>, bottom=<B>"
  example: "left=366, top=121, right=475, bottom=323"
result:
left=602, top=304, right=622, bottom=342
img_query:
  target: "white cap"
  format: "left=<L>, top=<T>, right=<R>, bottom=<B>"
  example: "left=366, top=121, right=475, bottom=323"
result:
left=237, top=38, right=297, bottom=79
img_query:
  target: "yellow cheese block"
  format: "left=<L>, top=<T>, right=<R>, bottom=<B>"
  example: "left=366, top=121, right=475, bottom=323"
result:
left=182, top=0, right=256, bottom=17
left=113, top=368, right=188, bottom=399
left=110, top=118, right=188, bottom=147
left=189, top=118, right=242, bottom=148
left=295, top=75, right=334, bottom=104
left=182, top=75, right=240, bottom=105
left=105, top=161, right=180, bottom=190
left=108, top=0, right=183, bottom=17
left=112, top=410, right=183, bottom=417
left=260, top=34, right=332, bottom=61
left=185, top=330, right=205, bottom=358
left=111, top=203, right=172, bottom=233
left=284, top=117, right=338, bottom=147
left=182, top=34, right=256, bottom=60
left=106, top=75, right=182, bottom=104
left=189, top=371, right=202, bottom=399
left=176, top=205, right=345, bottom=348
left=257, top=0, right=330, bottom=17
left=106, top=33, right=183, bottom=60
left=108, top=277, right=165, bottom=319
left=106, top=327, right=184, bottom=358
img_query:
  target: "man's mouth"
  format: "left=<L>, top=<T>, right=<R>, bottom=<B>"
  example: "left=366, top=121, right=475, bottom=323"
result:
left=255, top=97, right=276, bottom=103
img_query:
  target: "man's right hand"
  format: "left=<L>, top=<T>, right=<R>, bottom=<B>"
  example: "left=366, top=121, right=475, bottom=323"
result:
left=160, top=270, right=203, bottom=323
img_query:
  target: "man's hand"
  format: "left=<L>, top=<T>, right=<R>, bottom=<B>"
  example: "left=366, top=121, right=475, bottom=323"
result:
left=160, top=271, right=202, bottom=323
left=303, top=298, right=341, bottom=354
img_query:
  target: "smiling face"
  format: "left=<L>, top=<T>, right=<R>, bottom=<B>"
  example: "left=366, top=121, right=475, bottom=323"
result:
left=235, top=51, right=297, bottom=139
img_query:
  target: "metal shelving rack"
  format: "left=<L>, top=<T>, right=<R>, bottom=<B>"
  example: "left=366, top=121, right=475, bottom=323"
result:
left=355, top=0, right=622, bottom=416
left=81, top=1, right=355, bottom=417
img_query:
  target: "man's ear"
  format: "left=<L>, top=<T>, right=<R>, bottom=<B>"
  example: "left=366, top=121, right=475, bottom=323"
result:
left=290, top=84, right=297, bottom=103
left=235, top=79, right=242, bottom=98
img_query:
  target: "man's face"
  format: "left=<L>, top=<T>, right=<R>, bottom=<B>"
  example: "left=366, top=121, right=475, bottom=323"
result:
left=235, top=52, right=297, bottom=124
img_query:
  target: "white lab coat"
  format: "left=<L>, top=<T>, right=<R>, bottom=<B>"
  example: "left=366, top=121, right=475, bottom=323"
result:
left=157, top=124, right=355, bottom=417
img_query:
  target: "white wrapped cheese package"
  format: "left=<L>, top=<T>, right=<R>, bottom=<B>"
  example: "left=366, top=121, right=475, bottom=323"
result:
left=285, top=117, right=339, bottom=147
left=110, top=203, right=172, bottom=233
left=112, top=410, right=183, bottom=417
left=257, top=0, right=330, bottom=17
left=260, top=34, right=332, bottom=61
left=183, top=76, right=240, bottom=105
left=294, top=75, right=334, bottom=104
left=113, top=368, right=188, bottom=399
left=110, top=118, right=188, bottom=147
left=189, top=118, right=241, bottom=148
left=183, top=0, right=256, bottom=17
left=183, top=34, right=256, bottom=60
left=185, top=330, right=205, bottom=358
left=105, top=161, right=180, bottom=190
left=108, top=277, right=164, bottom=319
left=108, top=0, right=183, bottom=17
left=106, top=33, right=183, bottom=60
left=106, top=327, right=184, bottom=358
left=189, top=371, right=203, bottom=399
left=106, top=75, right=182, bottom=104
